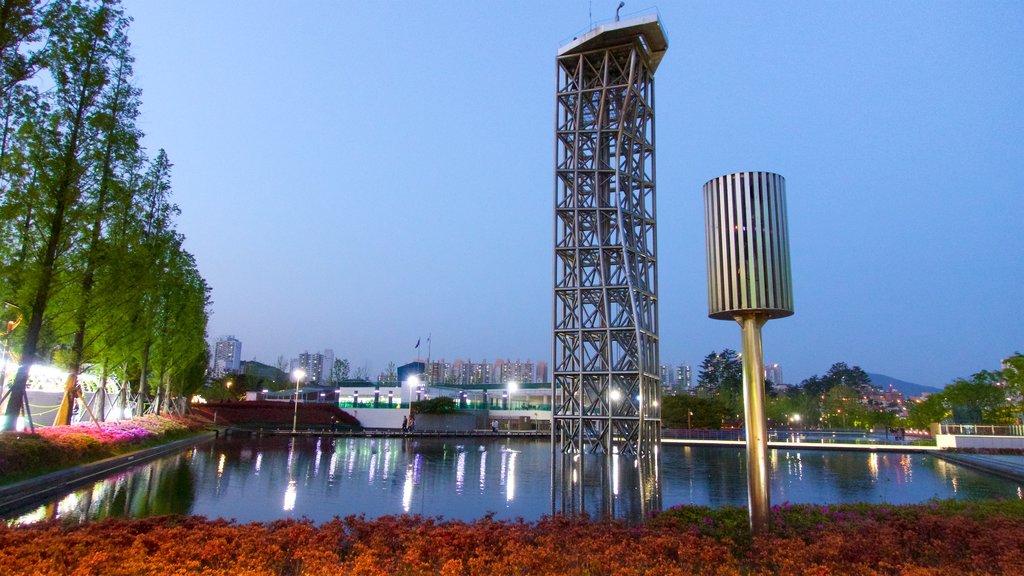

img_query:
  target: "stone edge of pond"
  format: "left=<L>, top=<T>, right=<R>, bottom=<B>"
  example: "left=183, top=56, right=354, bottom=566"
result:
left=934, top=452, right=1024, bottom=483
left=0, top=430, right=219, bottom=516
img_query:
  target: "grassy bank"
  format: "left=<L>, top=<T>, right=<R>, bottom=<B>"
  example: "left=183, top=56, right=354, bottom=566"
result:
left=0, top=415, right=209, bottom=486
left=2, top=500, right=1022, bottom=574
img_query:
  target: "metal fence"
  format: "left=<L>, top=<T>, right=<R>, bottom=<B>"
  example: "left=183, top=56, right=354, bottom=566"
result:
left=938, top=423, right=1024, bottom=437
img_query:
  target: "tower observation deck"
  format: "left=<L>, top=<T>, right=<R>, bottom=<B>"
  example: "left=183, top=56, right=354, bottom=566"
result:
left=552, top=14, right=667, bottom=459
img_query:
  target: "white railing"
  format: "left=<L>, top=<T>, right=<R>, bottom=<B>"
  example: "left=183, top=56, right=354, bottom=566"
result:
left=939, top=423, right=1024, bottom=437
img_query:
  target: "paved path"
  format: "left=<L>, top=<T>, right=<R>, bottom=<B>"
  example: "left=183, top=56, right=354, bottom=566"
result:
left=661, top=438, right=941, bottom=453
left=935, top=453, right=1024, bottom=482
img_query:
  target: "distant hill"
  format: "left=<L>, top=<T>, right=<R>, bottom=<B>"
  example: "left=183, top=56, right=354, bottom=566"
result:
left=866, top=372, right=942, bottom=398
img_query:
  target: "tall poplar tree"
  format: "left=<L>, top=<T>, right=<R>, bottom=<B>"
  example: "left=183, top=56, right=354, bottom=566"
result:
left=3, top=0, right=125, bottom=429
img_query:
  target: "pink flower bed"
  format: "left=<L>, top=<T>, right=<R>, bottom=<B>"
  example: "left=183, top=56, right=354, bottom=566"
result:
left=1, top=415, right=207, bottom=483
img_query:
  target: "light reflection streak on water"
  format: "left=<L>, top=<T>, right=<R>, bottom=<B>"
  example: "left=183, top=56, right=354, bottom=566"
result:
left=612, top=453, right=620, bottom=496
left=455, top=451, right=466, bottom=494
left=283, top=480, right=296, bottom=511
left=402, top=464, right=414, bottom=512
left=382, top=442, right=392, bottom=481
left=12, top=505, right=46, bottom=525
left=347, top=440, right=357, bottom=477
left=368, top=452, right=378, bottom=484
left=868, top=453, right=879, bottom=480
left=1018, top=486, right=1022, bottom=500
left=500, top=450, right=508, bottom=487
left=57, top=492, right=79, bottom=517
left=313, top=438, right=322, bottom=478
left=479, top=450, right=487, bottom=492
left=328, top=450, right=338, bottom=482
left=255, top=452, right=262, bottom=475
left=506, top=451, right=517, bottom=502
left=217, top=453, right=226, bottom=478
left=900, top=454, right=912, bottom=482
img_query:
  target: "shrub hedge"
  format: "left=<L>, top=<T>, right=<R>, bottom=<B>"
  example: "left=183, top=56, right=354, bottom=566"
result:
left=0, top=414, right=206, bottom=485
left=1, top=501, right=1022, bottom=574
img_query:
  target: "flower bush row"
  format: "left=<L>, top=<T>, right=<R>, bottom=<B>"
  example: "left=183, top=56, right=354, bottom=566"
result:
left=1, top=500, right=1022, bottom=575
left=191, top=401, right=361, bottom=428
left=0, top=414, right=207, bottom=484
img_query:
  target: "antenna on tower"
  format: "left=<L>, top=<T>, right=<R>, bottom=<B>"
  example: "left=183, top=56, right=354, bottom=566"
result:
left=615, top=1, right=625, bottom=22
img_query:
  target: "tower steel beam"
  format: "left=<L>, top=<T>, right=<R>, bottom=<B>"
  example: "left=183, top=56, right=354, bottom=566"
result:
left=552, top=15, right=667, bottom=467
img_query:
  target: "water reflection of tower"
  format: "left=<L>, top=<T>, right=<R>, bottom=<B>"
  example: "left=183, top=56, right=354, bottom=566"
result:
left=551, top=12, right=668, bottom=521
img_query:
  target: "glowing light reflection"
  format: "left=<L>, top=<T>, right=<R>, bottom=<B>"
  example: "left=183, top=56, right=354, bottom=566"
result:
left=254, top=452, right=262, bottom=475
left=217, top=454, right=226, bottom=478
left=455, top=451, right=466, bottom=494
left=479, top=450, right=487, bottom=491
left=506, top=452, right=517, bottom=502
left=402, top=465, right=414, bottom=513
left=13, top=506, right=47, bottom=525
left=612, top=452, right=620, bottom=496
left=57, top=492, right=80, bottom=517
left=368, top=452, right=378, bottom=484
left=283, top=480, right=297, bottom=511
left=868, top=453, right=879, bottom=480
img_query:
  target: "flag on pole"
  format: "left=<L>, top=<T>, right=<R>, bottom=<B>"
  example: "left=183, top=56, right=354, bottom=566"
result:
left=415, top=338, right=420, bottom=349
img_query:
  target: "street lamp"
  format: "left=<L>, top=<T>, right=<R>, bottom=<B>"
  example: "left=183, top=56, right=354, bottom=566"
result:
left=291, top=368, right=306, bottom=434
left=0, top=301, right=23, bottom=403
left=406, top=374, right=420, bottom=407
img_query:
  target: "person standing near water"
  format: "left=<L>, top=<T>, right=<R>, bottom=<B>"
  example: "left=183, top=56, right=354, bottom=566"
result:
left=402, top=416, right=408, bottom=434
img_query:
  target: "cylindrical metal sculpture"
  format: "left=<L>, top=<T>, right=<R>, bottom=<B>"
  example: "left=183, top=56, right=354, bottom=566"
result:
left=703, top=171, right=793, bottom=533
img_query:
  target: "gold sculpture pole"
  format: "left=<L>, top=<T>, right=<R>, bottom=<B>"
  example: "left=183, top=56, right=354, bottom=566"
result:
left=703, top=172, right=793, bottom=535
left=739, top=313, right=770, bottom=532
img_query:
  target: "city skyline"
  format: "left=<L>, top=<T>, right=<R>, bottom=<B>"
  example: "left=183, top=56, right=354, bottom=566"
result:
left=125, top=1, right=1023, bottom=388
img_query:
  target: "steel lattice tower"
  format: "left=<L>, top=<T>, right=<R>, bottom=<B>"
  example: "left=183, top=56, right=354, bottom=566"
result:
left=552, top=15, right=667, bottom=459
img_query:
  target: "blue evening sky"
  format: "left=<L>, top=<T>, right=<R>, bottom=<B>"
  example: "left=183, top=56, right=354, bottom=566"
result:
left=120, top=1, right=1023, bottom=387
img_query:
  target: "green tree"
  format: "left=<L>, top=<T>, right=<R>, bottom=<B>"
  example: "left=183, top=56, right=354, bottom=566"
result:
left=906, top=394, right=949, bottom=430
left=662, top=394, right=729, bottom=429
left=56, top=20, right=140, bottom=424
left=942, top=371, right=1008, bottom=424
left=3, top=0, right=127, bottom=429
left=332, top=358, right=349, bottom=382
left=411, top=396, right=456, bottom=415
left=696, top=349, right=742, bottom=417
left=1001, top=353, right=1024, bottom=422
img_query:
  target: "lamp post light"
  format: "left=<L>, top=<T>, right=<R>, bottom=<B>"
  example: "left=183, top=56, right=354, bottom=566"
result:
left=291, top=368, right=306, bottom=434
left=507, top=381, right=518, bottom=410
left=703, top=172, right=793, bottom=534
left=407, top=375, right=421, bottom=407
left=0, top=301, right=24, bottom=404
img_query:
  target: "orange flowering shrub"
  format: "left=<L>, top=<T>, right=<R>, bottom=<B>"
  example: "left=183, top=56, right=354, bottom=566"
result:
left=1, top=501, right=1022, bottom=575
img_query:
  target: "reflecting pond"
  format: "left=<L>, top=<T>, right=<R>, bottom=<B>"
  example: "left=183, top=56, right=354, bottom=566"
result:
left=7, top=436, right=1022, bottom=525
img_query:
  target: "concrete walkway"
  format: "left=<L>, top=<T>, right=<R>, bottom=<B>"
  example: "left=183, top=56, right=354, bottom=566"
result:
left=935, top=453, right=1024, bottom=482
left=661, top=438, right=941, bottom=453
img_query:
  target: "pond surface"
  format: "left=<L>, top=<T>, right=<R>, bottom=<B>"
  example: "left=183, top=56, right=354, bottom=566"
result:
left=7, top=436, right=1022, bottom=525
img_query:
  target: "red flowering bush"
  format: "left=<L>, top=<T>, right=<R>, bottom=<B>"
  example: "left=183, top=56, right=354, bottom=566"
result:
left=192, top=401, right=361, bottom=429
left=0, top=414, right=207, bottom=484
left=1, top=501, right=1022, bottom=575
